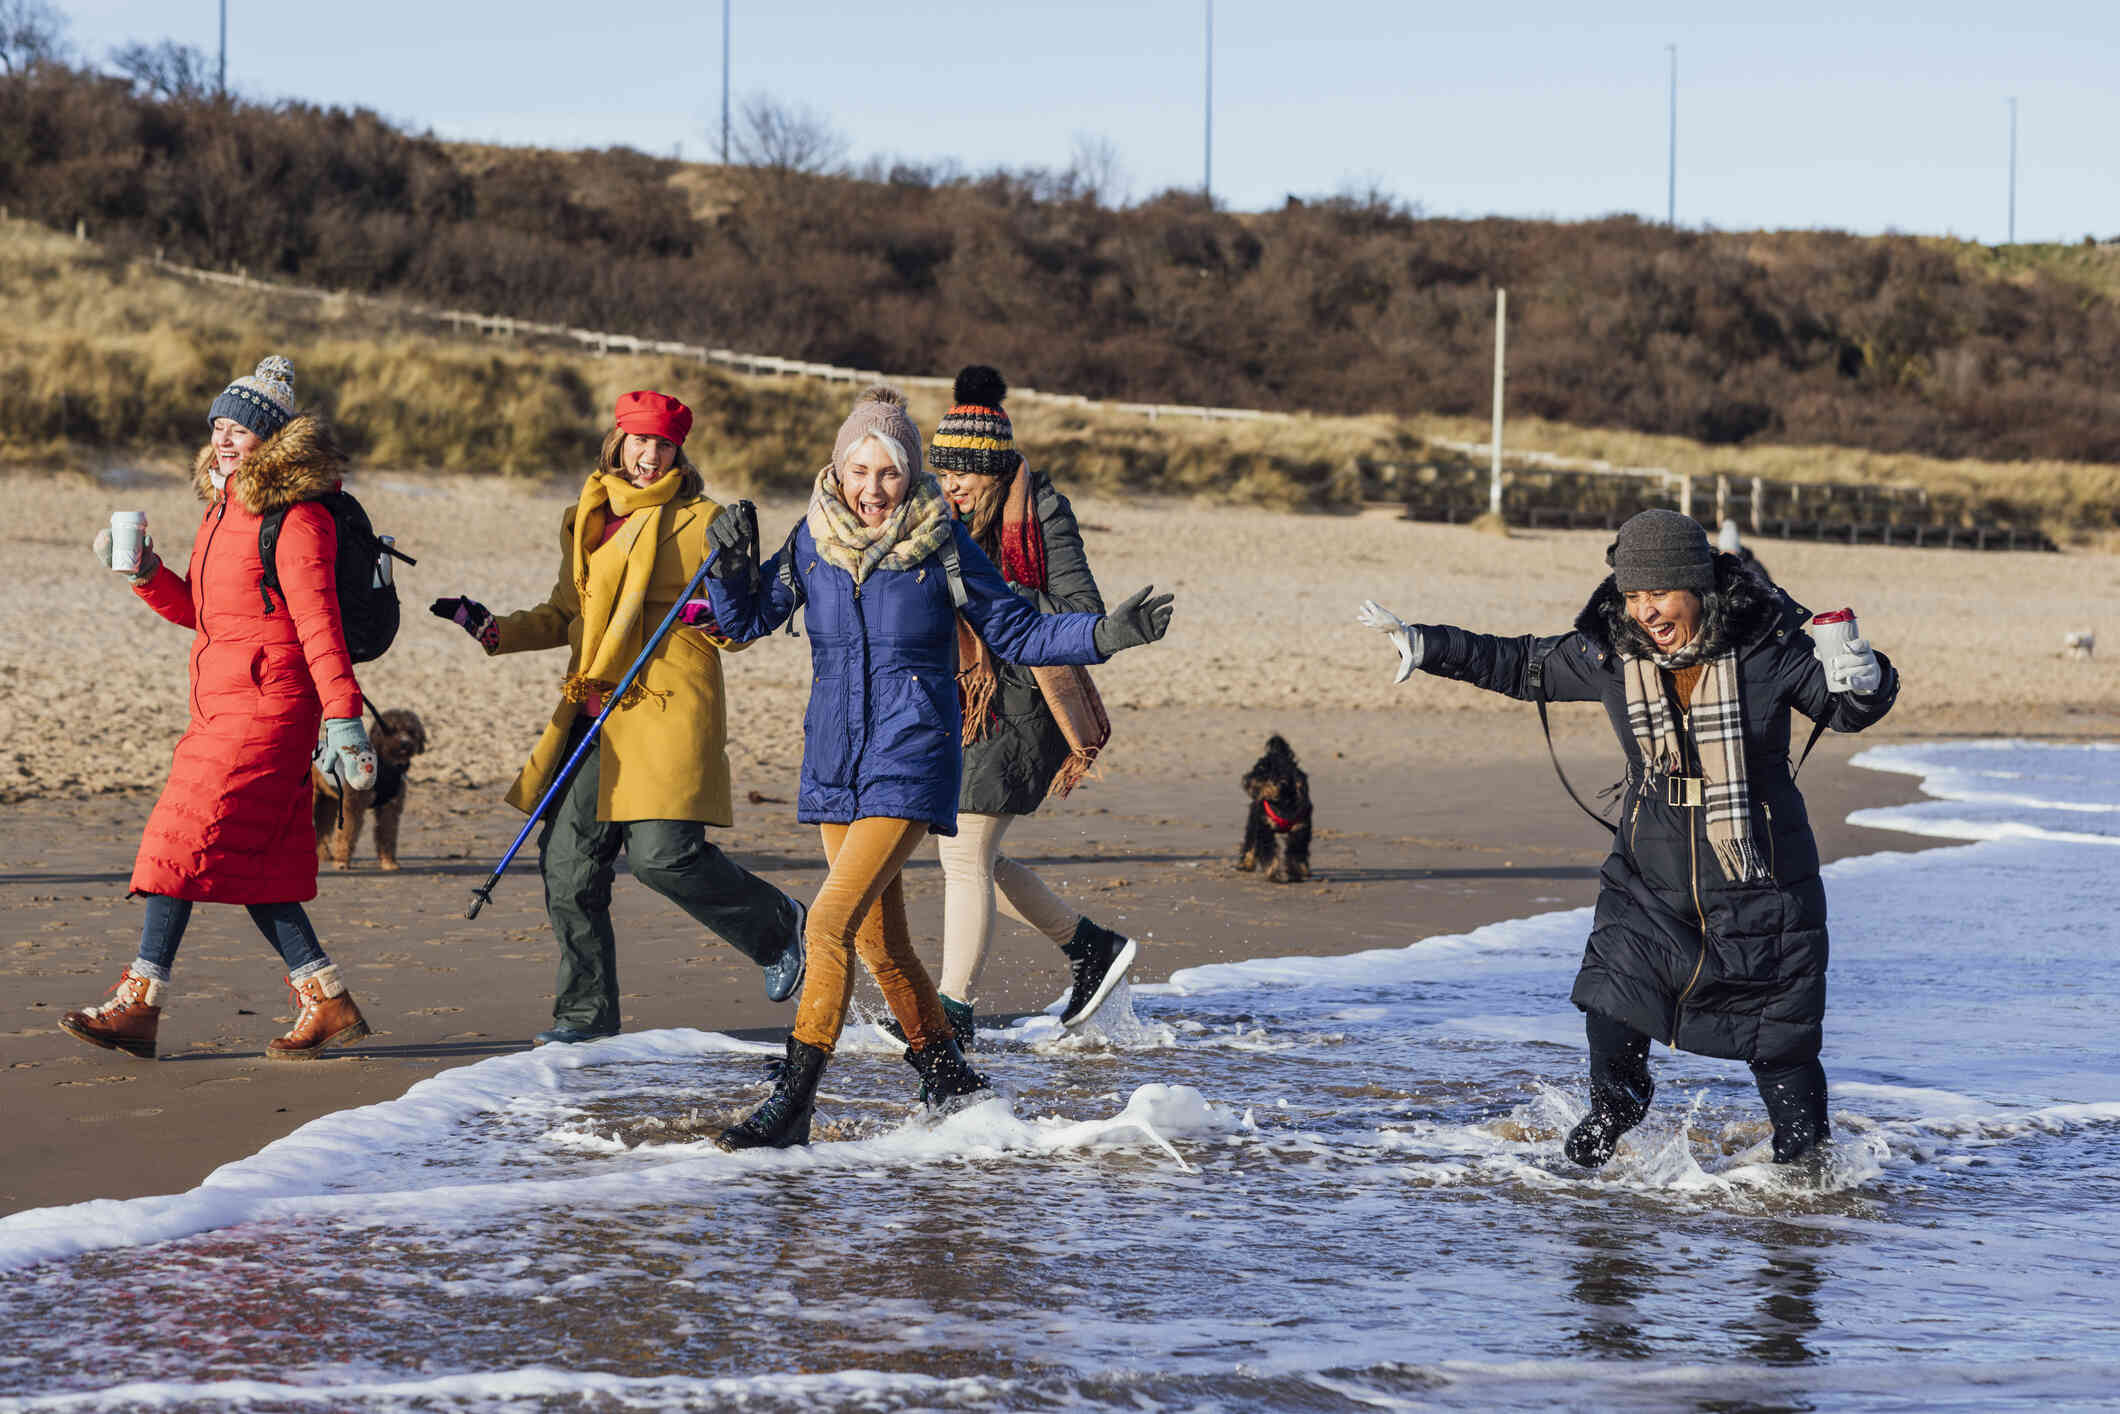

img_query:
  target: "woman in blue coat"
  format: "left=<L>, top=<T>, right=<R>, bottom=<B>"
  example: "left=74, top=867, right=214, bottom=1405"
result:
left=701, top=385, right=1175, bottom=1149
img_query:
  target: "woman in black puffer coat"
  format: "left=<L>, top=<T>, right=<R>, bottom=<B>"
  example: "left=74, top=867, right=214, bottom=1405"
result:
left=1359, top=510, right=1899, bottom=1167
left=926, top=367, right=1138, bottom=1045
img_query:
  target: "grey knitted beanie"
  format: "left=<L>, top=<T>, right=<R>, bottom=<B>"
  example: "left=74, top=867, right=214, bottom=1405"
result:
left=1607, top=509, right=1715, bottom=594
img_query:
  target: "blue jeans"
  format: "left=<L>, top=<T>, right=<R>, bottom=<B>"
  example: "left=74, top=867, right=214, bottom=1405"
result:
left=131, top=894, right=330, bottom=982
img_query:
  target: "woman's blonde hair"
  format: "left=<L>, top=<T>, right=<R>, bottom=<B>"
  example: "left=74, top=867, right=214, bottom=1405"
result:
left=599, top=425, right=703, bottom=498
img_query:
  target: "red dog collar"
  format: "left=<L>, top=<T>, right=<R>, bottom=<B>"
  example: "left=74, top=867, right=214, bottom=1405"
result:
left=1261, top=798, right=1309, bottom=832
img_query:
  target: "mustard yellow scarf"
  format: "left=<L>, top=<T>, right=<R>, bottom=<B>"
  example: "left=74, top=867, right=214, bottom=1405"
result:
left=560, top=469, right=684, bottom=710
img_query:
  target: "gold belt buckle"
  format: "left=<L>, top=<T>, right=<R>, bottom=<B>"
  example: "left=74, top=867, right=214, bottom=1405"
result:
left=1666, top=775, right=1706, bottom=808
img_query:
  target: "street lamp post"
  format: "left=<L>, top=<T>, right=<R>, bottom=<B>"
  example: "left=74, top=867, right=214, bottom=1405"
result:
left=721, top=0, right=731, bottom=164
left=1666, top=43, right=1677, bottom=226
left=1203, top=0, right=1214, bottom=202
left=2007, top=97, right=2018, bottom=245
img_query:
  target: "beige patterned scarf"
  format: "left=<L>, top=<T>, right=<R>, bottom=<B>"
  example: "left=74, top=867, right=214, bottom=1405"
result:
left=804, top=462, right=953, bottom=584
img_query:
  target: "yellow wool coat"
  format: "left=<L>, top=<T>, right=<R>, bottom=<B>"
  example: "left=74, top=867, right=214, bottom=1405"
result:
left=494, top=490, right=747, bottom=824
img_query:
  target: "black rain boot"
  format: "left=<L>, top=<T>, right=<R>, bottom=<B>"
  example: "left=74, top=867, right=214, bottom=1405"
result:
left=1753, top=1055, right=1831, bottom=1165
left=904, top=1035, right=992, bottom=1116
left=1058, top=917, right=1138, bottom=1030
left=719, top=1035, right=828, bottom=1151
left=1566, top=1014, right=1656, bottom=1169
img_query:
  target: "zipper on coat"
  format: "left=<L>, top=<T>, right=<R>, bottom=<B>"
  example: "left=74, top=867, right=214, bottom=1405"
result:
left=1762, top=800, right=1776, bottom=879
left=1670, top=701, right=1709, bottom=1046
left=190, top=499, right=227, bottom=722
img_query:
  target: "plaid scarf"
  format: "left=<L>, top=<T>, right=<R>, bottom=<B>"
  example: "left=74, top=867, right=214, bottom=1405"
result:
left=1620, top=640, right=1770, bottom=884
left=804, top=463, right=954, bottom=585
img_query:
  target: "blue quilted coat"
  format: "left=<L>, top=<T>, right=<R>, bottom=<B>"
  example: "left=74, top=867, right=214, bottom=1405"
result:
left=706, top=519, right=1105, bottom=836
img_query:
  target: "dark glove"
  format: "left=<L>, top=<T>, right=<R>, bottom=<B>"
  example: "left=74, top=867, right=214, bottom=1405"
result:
left=429, top=596, right=496, bottom=647
left=706, top=501, right=760, bottom=583
left=1092, top=585, right=1176, bottom=657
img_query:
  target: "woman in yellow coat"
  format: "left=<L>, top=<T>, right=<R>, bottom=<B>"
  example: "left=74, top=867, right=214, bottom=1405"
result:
left=431, top=390, right=806, bottom=1044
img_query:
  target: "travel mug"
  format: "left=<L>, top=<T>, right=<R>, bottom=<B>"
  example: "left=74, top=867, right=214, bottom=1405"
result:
left=108, top=511, right=148, bottom=574
left=1810, top=607, right=1859, bottom=669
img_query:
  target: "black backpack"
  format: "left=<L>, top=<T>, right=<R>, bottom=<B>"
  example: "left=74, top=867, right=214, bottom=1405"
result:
left=257, top=490, right=415, bottom=664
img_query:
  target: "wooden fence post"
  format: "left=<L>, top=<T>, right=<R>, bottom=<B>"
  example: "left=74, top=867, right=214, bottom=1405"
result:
left=1751, top=477, right=1766, bottom=533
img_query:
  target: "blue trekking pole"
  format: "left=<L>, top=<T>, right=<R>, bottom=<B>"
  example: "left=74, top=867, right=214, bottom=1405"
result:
left=464, top=516, right=754, bottom=919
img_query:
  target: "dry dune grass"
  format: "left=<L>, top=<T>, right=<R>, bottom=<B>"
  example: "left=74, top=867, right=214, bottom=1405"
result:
left=4, top=219, right=2118, bottom=532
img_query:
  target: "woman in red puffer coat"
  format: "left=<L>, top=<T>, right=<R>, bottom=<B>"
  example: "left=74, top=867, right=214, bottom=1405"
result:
left=62, top=357, right=379, bottom=1063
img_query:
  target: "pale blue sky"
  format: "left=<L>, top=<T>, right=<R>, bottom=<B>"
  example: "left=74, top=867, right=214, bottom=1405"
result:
left=59, top=2, right=2119, bottom=243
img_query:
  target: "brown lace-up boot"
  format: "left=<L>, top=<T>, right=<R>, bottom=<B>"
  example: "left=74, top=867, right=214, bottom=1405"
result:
left=266, top=965, right=371, bottom=1061
left=59, top=967, right=165, bottom=1059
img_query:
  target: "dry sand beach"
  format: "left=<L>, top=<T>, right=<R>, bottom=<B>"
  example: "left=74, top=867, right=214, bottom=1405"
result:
left=3, top=468, right=2115, bottom=1213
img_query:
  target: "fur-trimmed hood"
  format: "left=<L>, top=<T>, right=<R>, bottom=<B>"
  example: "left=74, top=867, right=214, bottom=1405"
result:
left=192, top=415, right=346, bottom=514
left=1573, top=553, right=1802, bottom=660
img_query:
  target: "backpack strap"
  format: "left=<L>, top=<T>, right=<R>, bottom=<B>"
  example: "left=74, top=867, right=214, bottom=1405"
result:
left=775, top=521, right=807, bottom=636
left=1530, top=641, right=1619, bottom=834
left=256, top=507, right=288, bottom=614
left=936, top=528, right=970, bottom=610
left=1791, top=702, right=1832, bottom=781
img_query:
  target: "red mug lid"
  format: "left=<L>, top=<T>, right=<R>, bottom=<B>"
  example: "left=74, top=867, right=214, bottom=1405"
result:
left=1811, top=608, right=1855, bottom=625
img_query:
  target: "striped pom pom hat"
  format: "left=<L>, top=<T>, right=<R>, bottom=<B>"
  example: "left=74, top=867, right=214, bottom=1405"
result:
left=927, top=364, right=1018, bottom=477
left=208, top=355, right=298, bottom=440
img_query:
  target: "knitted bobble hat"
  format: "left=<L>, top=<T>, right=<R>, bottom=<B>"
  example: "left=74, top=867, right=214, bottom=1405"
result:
left=928, top=364, right=1018, bottom=478
left=208, top=356, right=298, bottom=441
left=832, top=383, right=925, bottom=479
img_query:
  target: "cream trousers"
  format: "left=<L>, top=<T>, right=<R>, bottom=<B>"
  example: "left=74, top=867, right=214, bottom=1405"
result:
left=933, top=811, right=1084, bottom=1002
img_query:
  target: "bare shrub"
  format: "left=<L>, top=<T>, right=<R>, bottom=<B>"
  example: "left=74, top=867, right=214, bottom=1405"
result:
left=110, top=39, right=214, bottom=100
left=0, top=0, right=65, bottom=74
left=731, top=95, right=848, bottom=177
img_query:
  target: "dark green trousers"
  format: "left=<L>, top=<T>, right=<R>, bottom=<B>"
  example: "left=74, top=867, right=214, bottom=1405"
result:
left=537, top=724, right=795, bottom=1032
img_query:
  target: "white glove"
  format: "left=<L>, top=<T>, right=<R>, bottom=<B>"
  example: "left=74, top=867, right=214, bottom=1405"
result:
left=1356, top=599, right=1423, bottom=684
left=1824, top=638, right=1883, bottom=696
left=320, top=716, right=379, bottom=791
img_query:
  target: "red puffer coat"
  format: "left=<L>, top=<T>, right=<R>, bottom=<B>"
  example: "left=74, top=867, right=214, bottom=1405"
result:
left=130, top=418, right=364, bottom=903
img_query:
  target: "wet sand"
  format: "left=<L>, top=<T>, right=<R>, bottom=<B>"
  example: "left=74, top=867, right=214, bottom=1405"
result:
left=2, top=470, right=2114, bottom=1213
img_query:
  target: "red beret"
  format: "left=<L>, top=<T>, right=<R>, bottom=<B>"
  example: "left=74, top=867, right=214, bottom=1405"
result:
left=614, top=389, right=692, bottom=447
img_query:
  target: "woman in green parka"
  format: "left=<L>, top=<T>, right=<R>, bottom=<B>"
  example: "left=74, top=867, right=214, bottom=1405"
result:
left=926, top=367, right=1138, bottom=1046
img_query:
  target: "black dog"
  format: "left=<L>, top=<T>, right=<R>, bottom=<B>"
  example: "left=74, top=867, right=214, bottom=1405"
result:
left=1237, top=735, right=1312, bottom=883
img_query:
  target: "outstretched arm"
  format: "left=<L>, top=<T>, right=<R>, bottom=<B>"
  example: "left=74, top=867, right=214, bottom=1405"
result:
left=1356, top=599, right=1606, bottom=703
left=956, top=525, right=1107, bottom=664
left=489, top=512, right=580, bottom=655
left=1788, top=638, right=1900, bottom=733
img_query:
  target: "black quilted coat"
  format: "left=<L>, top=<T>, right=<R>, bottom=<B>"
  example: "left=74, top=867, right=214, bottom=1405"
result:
left=959, top=470, right=1107, bottom=817
left=1415, top=558, right=1898, bottom=1065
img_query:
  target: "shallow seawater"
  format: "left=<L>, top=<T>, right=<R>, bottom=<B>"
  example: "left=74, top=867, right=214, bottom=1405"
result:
left=3, top=741, right=2118, bottom=1413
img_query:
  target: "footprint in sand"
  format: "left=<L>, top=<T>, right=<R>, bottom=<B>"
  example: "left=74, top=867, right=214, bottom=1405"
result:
left=72, top=1106, right=166, bottom=1125
left=56, top=1074, right=136, bottom=1087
